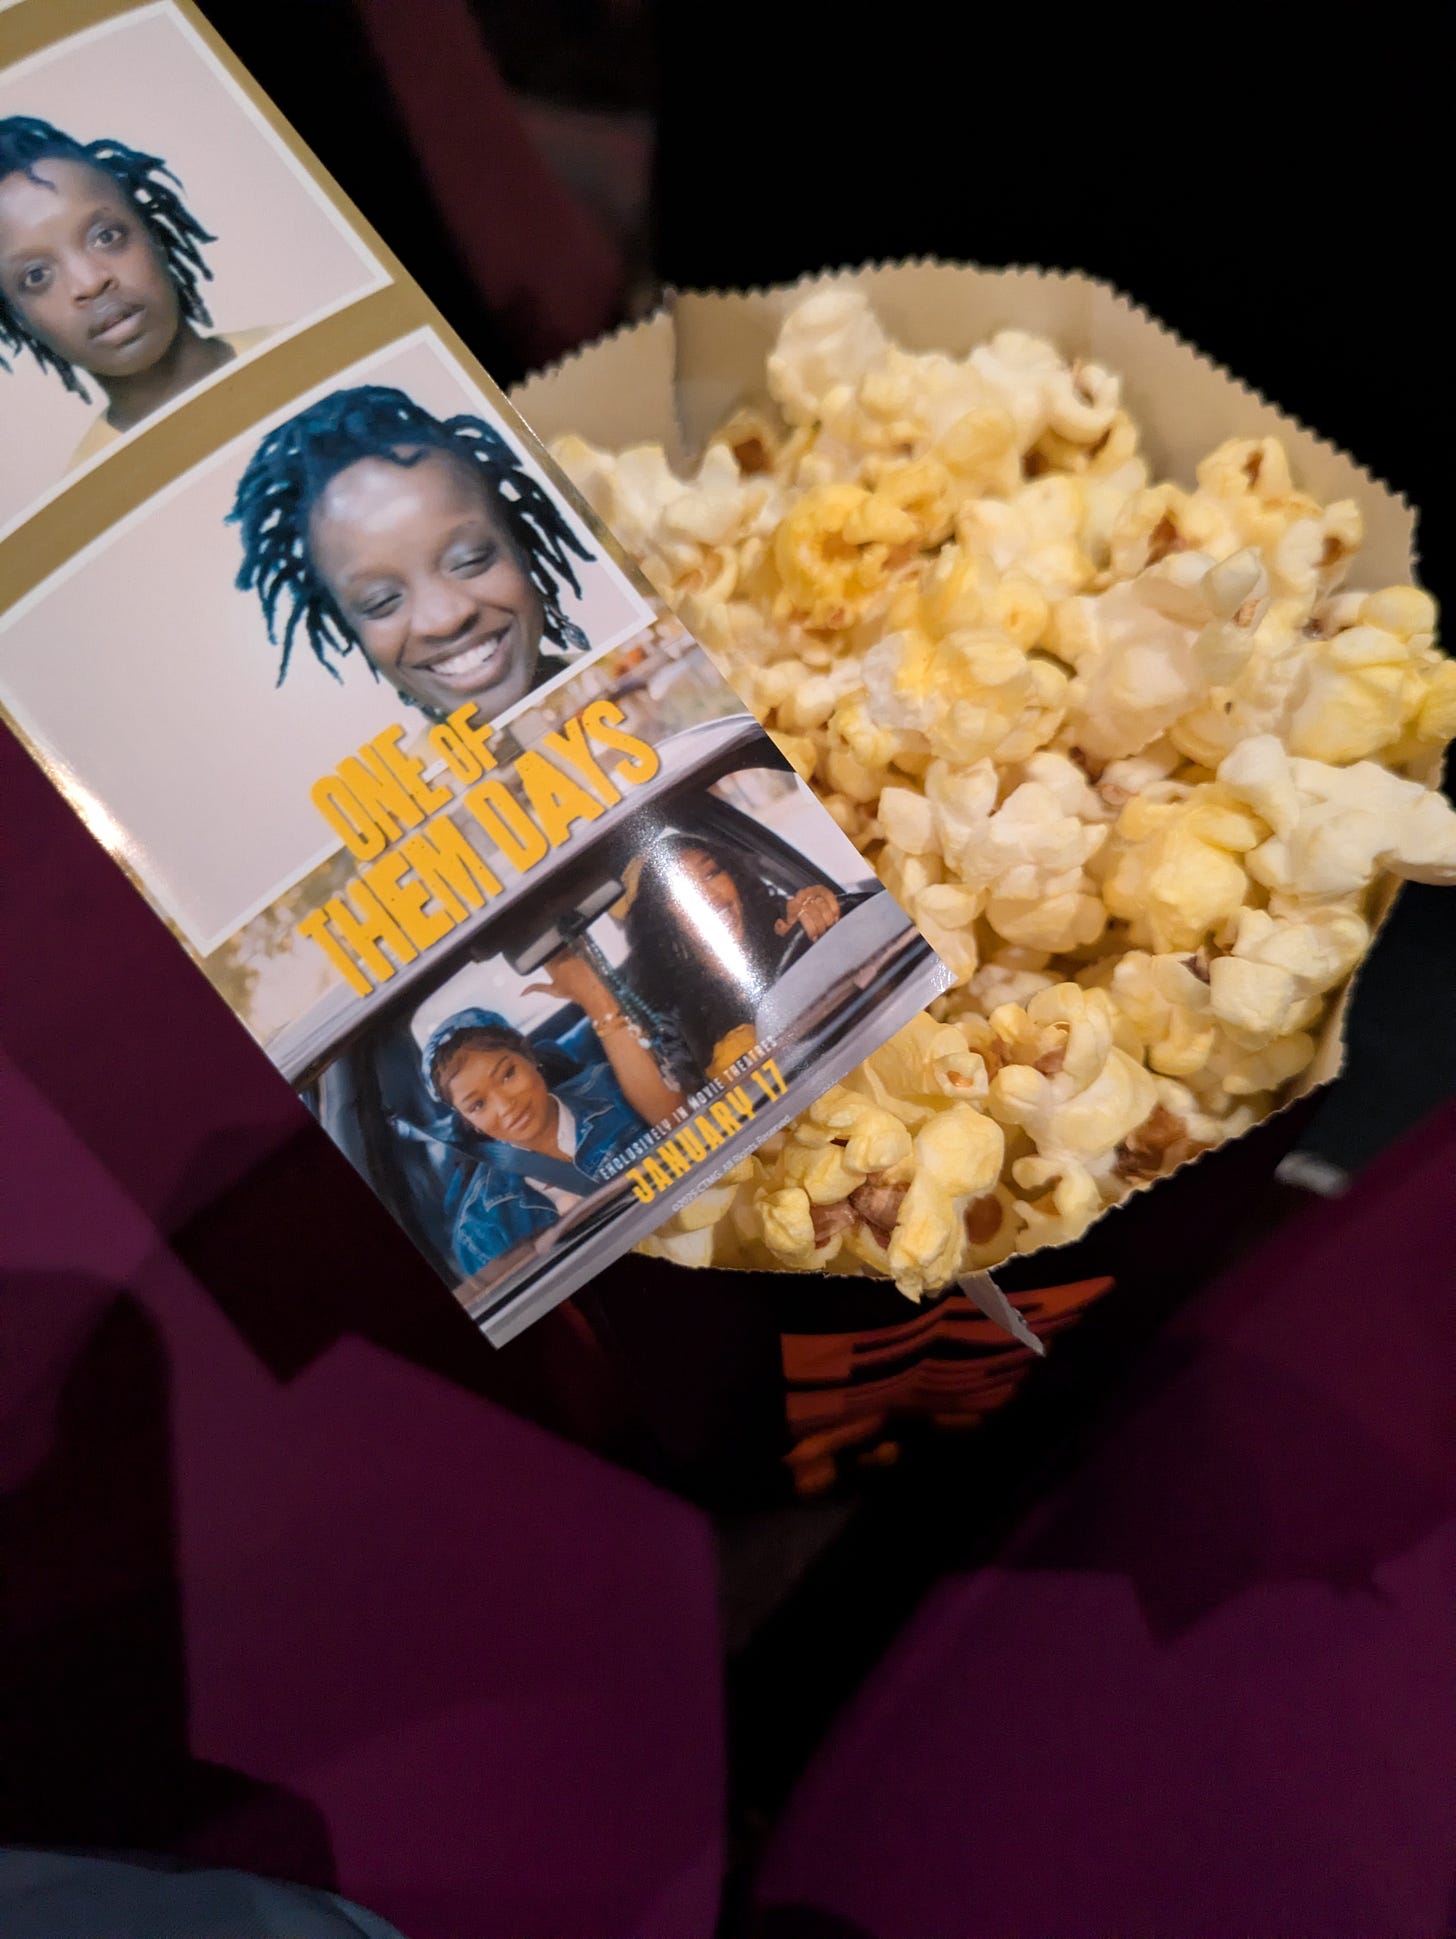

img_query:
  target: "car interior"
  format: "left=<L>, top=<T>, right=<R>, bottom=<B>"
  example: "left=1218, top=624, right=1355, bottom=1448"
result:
left=312, top=778, right=880, bottom=1285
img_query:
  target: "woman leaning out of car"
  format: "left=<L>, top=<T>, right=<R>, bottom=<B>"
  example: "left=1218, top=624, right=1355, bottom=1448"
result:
left=424, top=949, right=684, bottom=1275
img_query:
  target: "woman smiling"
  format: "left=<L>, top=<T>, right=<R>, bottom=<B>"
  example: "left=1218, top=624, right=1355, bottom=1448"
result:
left=230, top=385, right=595, bottom=718
left=425, top=946, right=684, bottom=1275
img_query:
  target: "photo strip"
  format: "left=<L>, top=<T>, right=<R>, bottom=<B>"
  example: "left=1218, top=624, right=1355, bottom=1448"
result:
left=0, top=0, right=950, bottom=1342
left=0, top=2, right=388, bottom=535
left=1, top=319, right=950, bottom=1340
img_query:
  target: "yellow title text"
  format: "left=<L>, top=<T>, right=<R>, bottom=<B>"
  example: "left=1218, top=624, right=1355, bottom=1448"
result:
left=296, top=699, right=660, bottom=997
left=626, top=1055, right=787, bottom=1205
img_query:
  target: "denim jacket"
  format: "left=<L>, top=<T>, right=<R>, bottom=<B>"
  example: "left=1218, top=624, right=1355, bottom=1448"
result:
left=448, top=1057, right=647, bottom=1277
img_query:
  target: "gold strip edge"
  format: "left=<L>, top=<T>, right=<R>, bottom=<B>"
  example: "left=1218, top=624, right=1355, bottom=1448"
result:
left=0, top=0, right=669, bottom=623
left=0, top=286, right=437, bottom=608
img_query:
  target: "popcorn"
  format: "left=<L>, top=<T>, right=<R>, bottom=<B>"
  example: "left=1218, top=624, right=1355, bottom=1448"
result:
left=767, top=288, right=891, bottom=427
left=878, top=784, right=937, bottom=856
left=887, top=1104, right=1005, bottom=1297
left=639, top=1158, right=758, bottom=1267
left=556, top=290, right=1455, bottom=1302
left=1226, top=903, right=1369, bottom=1004
left=636, top=1225, right=719, bottom=1270
left=1220, top=736, right=1456, bottom=895
left=959, top=475, right=1096, bottom=598
left=963, top=955, right=1057, bottom=1014
left=554, top=435, right=780, bottom=607
left=811, top=1092, right=915, bottom=1173
left=859, top=618, right=1067, bottom=770
left=1194, top=437, right=1321, bottom=555
left=969, top=332, right=1120, bottom=449
left=960, top=1183, right=1020, bottom=1270
left=1268, top=500, right=1362, bottom=605
left=1166, top=606, right=1309, bottom=769
left=907, top=882, right=982, bottom=981
left=866, top=455, right=959, bottom=550
left=1056, top=549, right=1270, bottom=762
left=988, top=991, right=1159, bottom=1170
left=889, top=755, right=1107, bottom=957
left=1103, top=950, right=1217, bottom=1078
left=770, top=481, right=921, bottom=629
left=792, top=1139, right=865, bottom=1206
left=1101, top=788, right=1266, bottom=952
left=758, top=1185, right=830, bottom=1267
left=1191, top=1026, right=1317, bottom=1101
left=1009, top=1157, right=1105, bottom=1249
left=1287, top=586, right=1452, bottom=766
left=839, top=1013, right=991, bottom=1126
left=932, top=759, right=1104, bottom=887
left=1207, top=956, right=1303, bottom=1039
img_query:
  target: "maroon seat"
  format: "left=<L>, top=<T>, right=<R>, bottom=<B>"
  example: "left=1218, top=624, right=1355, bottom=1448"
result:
left=0, top=728, right=723, bottom=1939
left=0, top=1047, right=724, bottom=1938
left=355, top=0, right=625, bottom=366
left=754, top=1101, right=1456, bottom=1938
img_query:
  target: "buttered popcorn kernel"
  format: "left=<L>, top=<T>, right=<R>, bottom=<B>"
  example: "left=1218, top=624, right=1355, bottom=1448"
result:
left=552, top=291, right=1454, bottom=1300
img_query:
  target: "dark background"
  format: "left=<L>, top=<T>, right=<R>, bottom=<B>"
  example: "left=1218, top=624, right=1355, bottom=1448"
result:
left=201, top=2, right=1448, bottom=594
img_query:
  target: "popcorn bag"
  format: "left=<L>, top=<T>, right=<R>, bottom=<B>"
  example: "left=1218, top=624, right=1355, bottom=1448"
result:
left=508, top=262, right=1454, bottom=1500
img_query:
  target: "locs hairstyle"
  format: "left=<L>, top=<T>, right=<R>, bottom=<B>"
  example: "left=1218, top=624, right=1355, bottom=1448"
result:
left=0, top=116, right=214, bottom=397
left=229, top=385, right=595, bottom=685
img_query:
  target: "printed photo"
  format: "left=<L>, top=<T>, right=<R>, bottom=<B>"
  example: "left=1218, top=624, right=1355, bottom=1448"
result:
left=231, top=381, right=597, bottom=722
left=267, top=690, right=938, bottom=1340
left=0, top=330, right=651, bottom=955
left=0, top=3, right=387, bottom=532
left=0, top=297, right=948, bottom=1343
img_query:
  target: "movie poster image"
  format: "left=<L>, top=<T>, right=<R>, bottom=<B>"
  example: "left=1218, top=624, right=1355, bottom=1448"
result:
left=285, top=687, right=940, bottom=1340
left=0, top=323, right=949, bottom=1338
left=0, top=2, right=388, bottom=535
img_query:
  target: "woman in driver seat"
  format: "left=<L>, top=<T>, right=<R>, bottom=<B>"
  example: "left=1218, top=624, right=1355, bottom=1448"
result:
left=621, top=833, right=848, bottom=1087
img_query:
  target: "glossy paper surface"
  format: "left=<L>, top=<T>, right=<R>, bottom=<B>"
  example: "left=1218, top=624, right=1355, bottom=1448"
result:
left=0, top=2, right=948, bottom=1341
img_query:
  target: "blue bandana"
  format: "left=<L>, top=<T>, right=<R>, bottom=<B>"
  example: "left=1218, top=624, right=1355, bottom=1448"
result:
left=420, top=1006, right=520, bottom=1106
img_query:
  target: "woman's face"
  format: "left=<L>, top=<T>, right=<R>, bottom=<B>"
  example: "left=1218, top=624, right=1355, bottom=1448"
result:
left=444, top=1042, right=553, bottom=1149
left=308, top=448, right=546, bottom=717
left=0, top=157, right=181, bottom=380
left=676, top=846, right=745, bottom=949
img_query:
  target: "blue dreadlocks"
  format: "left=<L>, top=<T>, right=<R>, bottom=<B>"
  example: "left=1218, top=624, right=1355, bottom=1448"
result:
left=0, top=116, right=214, bottom=399
left=228, top=385, right=595, bottom=687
